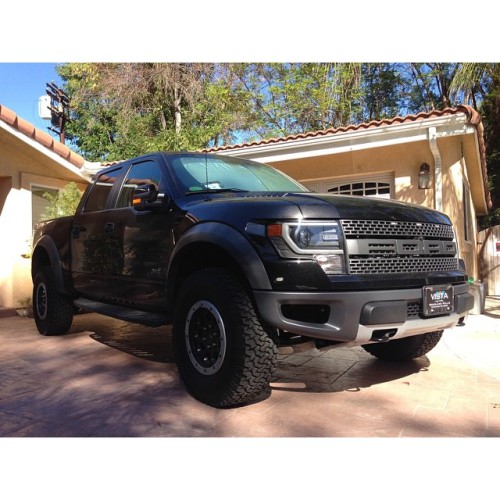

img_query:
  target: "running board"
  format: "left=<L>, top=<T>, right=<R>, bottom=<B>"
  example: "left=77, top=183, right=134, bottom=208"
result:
left=74, top=298, right=171, bottom=327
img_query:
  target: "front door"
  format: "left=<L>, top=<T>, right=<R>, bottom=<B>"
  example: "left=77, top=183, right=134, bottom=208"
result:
left=107, top=158, right=176, bottom=310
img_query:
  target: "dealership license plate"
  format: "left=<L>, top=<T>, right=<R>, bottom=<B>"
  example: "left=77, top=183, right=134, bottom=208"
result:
left=422, top=285, right=454, bottom=316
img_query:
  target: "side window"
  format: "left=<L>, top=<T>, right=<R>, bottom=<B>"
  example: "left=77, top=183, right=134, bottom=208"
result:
left=116, top=160, right=163, bottom=208
left=83, top=169, right=121, bottom=212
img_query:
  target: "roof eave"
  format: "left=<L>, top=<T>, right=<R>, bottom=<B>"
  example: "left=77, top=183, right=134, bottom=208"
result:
left=0, top=119, right=88, bottom=182
left=216, top=114, right=473, bottom=163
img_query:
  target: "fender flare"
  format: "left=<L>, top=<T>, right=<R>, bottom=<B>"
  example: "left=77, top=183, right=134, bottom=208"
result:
left=32, top=235, right=65, bottom=293
left=167, top=222, right=272, bottom=294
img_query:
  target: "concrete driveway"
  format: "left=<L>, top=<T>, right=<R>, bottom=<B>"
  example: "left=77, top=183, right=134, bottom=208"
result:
left=1, top=298, right=499, bottom=437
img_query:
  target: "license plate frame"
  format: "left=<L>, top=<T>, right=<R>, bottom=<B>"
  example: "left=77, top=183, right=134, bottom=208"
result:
left=422, top=285, right=454, bottom=316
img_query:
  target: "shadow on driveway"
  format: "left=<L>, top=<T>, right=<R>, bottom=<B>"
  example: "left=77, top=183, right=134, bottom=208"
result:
left=73, top=312, right=431, bottom=399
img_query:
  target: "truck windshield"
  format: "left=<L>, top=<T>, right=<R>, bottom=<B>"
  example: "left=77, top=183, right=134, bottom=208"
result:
left=169, top=155, right=309, bottom=194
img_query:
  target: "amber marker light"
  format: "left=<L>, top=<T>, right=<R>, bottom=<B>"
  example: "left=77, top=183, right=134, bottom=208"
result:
left=266, top=224, right=282, bottom=237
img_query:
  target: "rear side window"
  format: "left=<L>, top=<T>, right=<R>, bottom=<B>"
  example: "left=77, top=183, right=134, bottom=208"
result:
left=83, top=169, right=121, bottom=212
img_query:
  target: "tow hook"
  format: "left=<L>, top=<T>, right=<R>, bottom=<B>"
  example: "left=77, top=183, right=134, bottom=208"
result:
left=370, top=328, right=398, bottom=343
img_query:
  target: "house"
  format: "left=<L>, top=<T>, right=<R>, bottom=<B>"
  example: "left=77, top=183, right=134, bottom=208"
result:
left=0, top=104, right=96, bottom=311
left=208, top=105, right=491, bottom=287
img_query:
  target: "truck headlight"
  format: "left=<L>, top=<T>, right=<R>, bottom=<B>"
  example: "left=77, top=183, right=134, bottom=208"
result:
left=284, top=222, right=341, bottom=252
left=266, top=221, right=346, bottom=275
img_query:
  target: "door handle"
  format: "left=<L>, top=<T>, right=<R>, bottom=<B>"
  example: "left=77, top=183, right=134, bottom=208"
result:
left=72, top=225, right=86, bottom=238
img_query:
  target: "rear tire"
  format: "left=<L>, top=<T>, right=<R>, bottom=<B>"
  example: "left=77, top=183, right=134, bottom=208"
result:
left=362, top=331, right=443, bottom=361
left=172, top=269, right=277, bottom=408
left=33, top=266, right=74, bottom=335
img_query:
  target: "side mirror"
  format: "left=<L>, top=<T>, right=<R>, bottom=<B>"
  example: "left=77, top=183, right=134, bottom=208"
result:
left=132, top=183, right=158, bottom=209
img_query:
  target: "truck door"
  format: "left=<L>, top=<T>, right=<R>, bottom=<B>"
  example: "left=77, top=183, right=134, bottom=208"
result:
left=70, top=167, right=125, bottom=299
left=104, top=158, right=175, bottom=309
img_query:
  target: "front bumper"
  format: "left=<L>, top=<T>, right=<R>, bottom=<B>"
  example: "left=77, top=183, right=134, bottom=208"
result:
left=254, top=283, right=474, bottom=345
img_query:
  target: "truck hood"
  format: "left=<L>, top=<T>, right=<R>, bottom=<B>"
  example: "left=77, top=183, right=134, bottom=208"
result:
left=288, top=192, right=452, bottom=224
left=182, top=192, right=452, bottom=225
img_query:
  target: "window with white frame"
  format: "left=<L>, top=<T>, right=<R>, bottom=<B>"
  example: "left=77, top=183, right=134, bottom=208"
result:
left=31, top=186, right=58, bottom=231
left=302, top=174, right=394, bottom=199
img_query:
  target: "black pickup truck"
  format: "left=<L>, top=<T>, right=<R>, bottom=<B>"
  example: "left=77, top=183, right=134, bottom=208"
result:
left=31, top=152, right=474, bottom=407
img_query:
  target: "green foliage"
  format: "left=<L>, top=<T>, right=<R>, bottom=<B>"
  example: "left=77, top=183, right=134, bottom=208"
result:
left=57, top=63, right=249, bottom=160
left=231, top=63, right=364, bottom=138
left=42, top=182, right=83, bottom=219
left=18, top=296, right=33, bottom=317
left=361, top=63, right=407, bottom=120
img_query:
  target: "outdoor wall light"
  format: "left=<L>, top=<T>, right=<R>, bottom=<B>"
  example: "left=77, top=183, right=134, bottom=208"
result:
left=418, top=162, right=431, bottom=189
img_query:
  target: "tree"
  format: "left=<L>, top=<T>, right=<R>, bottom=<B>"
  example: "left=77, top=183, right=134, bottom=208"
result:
left=230, top=63, right=364, bottom=140
left=405, top=63, right=459, bottom=111
left=361, top=63, right=409, bottom=120
left=57, top=63, right=251, bottom=161
left=57, top=63, right=121, bottom=161
left=42, top=182, right=83, bottom=219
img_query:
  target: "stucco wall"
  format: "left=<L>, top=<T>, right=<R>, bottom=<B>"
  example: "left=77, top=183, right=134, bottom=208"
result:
left=0, top=134, right=87, bottom=308
left=437, top=136, right=478, bottom=279
left=0, top=180, right=32, bottom=307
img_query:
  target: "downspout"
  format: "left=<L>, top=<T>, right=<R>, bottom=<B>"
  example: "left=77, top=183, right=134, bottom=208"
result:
left=428, top=126, right=442, bottom=212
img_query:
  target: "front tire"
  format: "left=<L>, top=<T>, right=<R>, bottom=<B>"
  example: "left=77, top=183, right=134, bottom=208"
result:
left=362, top=331, right=443, bottom=361
left=33, top=266, right=74, bottom=335
left=172, top=269, right=278, bottom=408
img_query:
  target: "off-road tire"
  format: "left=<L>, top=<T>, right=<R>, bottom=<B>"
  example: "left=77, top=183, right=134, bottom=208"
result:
left=33, top=266, right=74, bottom=335
left=362, top=331, right=443, bottom=361
left=172, top=268, right=278, bottom=408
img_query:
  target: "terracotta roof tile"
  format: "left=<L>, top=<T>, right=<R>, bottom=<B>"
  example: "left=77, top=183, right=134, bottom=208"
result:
left=33, top=127, right=54, bottom=149
left=0, top=105, right=17, bottom=126
left=15, top=115, right=35, bottom=137
left=0, top=103, right=85, bottom=169
left=205, top=105, right=482, bottom=153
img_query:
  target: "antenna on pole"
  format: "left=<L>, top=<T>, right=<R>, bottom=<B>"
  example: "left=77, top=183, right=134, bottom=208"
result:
left=40, top=82, right=70, bottom=144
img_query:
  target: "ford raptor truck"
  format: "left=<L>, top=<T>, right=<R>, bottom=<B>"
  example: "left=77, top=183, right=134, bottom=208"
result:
left=31, top=152, right=474, bottom=407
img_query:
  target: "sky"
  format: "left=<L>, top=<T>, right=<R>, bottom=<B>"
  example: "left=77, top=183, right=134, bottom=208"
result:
left=0, top=63, right=62, bottom=131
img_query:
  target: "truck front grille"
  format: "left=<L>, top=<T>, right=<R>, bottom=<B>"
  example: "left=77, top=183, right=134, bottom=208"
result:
left=341, top=219, right=459, bottom=275
left=349, top=256, right=459, bottom=274
left=407, top=301, right=422, bottom=319
left=341, top=219, right=455, bottom=239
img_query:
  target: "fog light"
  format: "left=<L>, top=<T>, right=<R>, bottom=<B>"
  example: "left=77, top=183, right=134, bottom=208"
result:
left=314, top=254, right=345, bottom=274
